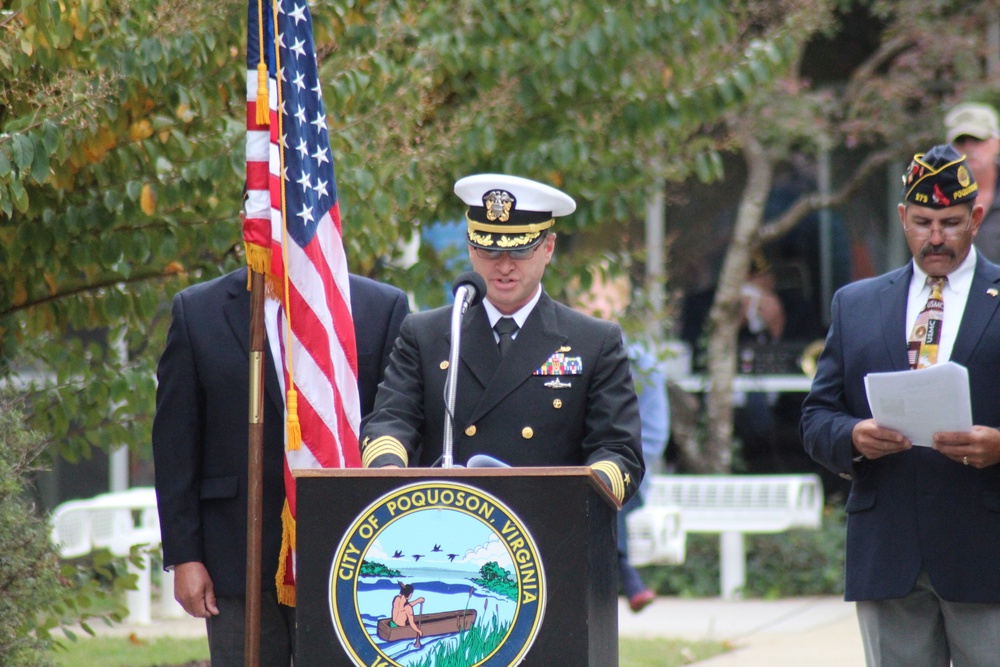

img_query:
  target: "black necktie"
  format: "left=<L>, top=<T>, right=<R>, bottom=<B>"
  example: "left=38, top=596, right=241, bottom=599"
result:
left=494, top=317, right=518, bottom=357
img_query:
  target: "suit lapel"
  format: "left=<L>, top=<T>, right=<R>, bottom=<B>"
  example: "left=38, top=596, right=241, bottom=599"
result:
left=465, top=293, right=568, bottom=424
left=879, top=265, right=912, bottom=371
left=952, top=255, right=1000, bottom=364
left=223, top=269, right=283, bottom=414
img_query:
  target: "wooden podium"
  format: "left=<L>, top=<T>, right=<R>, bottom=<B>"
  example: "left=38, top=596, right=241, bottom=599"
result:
left=294, top=467, right=620, bottom=667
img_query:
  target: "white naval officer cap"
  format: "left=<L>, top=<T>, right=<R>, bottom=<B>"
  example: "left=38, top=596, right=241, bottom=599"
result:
left=454, top=174, right=576, bottom=251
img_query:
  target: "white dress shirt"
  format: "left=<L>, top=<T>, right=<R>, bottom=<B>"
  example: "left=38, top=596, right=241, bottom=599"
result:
left=483, top=285, right=542, bottom=343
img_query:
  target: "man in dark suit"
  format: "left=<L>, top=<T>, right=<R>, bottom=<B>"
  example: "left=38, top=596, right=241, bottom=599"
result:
left=152, top=266, right=408, bottom=666
left=361, top=174, right=643, bottom=505
left=801, top=144, right=1000, bottom=667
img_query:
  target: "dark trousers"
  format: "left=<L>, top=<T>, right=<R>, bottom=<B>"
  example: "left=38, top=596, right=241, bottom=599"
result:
left=206, top=591, right=296, bottom=667
left=617, top=493, right=647, bottom=599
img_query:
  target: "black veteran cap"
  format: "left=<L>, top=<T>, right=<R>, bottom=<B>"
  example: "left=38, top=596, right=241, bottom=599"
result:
left=454, top=174, right=576, bottom=251
left=902, top=144, right=978, bottom=208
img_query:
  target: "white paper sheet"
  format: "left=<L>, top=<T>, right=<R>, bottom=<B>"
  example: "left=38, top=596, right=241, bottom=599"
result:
left=864, top=361, right=973, bottom=447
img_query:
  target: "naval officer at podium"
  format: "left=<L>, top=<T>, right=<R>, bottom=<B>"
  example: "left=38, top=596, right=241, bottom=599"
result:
left=360, top=173, right=643, bottom=504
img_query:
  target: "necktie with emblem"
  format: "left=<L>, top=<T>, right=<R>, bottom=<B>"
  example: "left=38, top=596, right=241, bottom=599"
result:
left=907, top=276, right=945, bottom=369
left=494, top=317, right=518, bottom=358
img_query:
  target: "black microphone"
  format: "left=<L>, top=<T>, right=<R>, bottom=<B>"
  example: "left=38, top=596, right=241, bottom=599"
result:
left=452, top=271, right=487, bottom=309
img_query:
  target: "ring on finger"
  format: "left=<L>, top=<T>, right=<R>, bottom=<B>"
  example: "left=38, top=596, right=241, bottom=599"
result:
left=963, top=455, right=969, bottom=466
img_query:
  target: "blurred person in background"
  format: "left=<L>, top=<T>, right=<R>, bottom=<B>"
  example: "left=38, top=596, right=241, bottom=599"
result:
left=573, top=267, right=668, bottom=613
left=946, top=102, right=1000, bottom=262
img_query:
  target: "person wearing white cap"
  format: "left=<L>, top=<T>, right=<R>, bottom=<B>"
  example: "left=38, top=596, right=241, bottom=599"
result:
left=946, top=102, right=1000, bottom=262
left=360, top=174, right=644, bottom=506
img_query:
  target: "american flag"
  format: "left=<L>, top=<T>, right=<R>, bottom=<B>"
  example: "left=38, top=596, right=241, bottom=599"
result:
left=245, top=0, right=361, bottom=607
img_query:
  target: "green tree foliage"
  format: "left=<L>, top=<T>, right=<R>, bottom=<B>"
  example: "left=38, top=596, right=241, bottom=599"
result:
left=359, top=560, right=401, bottom=578
left=0, top=0, right=801, bottom=460
left=471, top=561, right=517, bottom=601
left=0, top=391, right=131, bottom=666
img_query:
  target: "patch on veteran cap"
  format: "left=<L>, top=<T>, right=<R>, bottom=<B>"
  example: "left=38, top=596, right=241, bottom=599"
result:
left=945, top=102, right=1000, bottom=144
left=455, top=174, right=576, bottom=250
left=902, top=144, right=978, bottom=208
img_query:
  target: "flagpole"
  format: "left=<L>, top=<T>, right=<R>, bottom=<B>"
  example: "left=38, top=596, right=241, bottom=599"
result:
left=245, top=268, right=266, bottom=666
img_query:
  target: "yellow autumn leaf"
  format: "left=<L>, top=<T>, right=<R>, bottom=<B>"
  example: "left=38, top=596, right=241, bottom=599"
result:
left=44, top=273, right=58, bottom=295
left=129, top=119, right=153, bottom=142
left=140, top=184, right=156, bottom=215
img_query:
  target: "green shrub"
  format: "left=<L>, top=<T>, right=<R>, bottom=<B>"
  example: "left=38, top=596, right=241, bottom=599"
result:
left=639, top=505, right=846, bottom=598
left=0, top=391, right=132, bottom=666
left=0, top=391, right=63, bottom=666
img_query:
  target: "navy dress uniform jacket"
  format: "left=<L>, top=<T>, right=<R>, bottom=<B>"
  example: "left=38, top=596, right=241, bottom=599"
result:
left=152, top=268, right=408, bottom=597
left=360, top=291, right=644, bottom=504
left=800, top=254, right=1000, bottom=603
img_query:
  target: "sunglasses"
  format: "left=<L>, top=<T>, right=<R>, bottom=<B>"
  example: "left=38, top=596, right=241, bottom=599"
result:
left=472, top=245, right=541, bottom=260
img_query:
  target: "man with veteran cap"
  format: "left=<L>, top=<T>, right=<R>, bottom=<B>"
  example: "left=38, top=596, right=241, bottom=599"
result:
left=360, top=174, right=643, bottom=505
left=946, top=102, right=1000, bottom=262
left=801, top=144, right=1000, bottom=666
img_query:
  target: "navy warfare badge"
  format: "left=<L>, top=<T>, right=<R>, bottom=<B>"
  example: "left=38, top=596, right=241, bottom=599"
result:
left=329, top=481, right=547, bottom=667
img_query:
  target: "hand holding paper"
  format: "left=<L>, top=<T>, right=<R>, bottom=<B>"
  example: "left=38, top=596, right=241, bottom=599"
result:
left=864, top=361, right=973, bottom=447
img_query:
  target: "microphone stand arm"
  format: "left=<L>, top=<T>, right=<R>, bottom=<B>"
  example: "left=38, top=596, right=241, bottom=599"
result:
left=442, top=286, right=471, bottom=468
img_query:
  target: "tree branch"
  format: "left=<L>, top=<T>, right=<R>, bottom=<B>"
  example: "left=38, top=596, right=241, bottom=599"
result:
left=2, top=269, right=185, bottom=319
left=758, top=145, right=901, bottom=243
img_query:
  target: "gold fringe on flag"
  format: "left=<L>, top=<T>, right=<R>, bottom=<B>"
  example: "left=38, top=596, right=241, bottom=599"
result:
left=275, top=500, right=297, bottom=607
left=243, top=242, right=272, bottom=289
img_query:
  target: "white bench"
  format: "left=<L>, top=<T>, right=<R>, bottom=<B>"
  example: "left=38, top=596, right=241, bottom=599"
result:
left=50, top=487, right=184, bottom=624
left=626, top=474, right=824, bottom=599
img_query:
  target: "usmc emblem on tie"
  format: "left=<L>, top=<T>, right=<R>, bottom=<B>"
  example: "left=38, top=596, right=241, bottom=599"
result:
left=484, top=190, right=515, bottom=222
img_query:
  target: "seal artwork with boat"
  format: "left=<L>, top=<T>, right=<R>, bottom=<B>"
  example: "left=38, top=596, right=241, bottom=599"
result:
left=377, top=609, right=478, bottom=642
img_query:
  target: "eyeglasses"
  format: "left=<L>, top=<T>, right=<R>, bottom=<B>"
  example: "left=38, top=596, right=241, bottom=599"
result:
left=903, top=216, right=973, bottom=241
left=473, top=245, right=541, bottom=260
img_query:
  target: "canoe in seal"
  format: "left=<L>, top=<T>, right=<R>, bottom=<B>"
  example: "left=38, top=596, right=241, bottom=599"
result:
left=376, top=609, right=477, bottom=642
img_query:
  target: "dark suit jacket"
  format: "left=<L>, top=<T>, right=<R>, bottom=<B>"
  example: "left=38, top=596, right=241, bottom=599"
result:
left=359, top=291, right=644, bottom=503
left=152, top=268, right=408, bottom=596
left=800, top=254, right=1000, bottom=602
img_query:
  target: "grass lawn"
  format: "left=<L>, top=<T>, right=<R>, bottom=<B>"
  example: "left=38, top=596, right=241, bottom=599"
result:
left=50, top=636, right=210, bottom=667
left=50, top=635, right=728, bottom=666
left=621, top=637, right=731, bottom=666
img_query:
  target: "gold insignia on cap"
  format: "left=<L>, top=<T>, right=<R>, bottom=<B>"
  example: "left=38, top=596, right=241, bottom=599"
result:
left=989, top=288, right=999, bottom=297
left=440, top=360, right=449, bottom=370
left=465, top=425, right=477, bottom=437
left=496, top=231, right=541, bottom=248
left=469, top=229, right=495, bottom=246
left=958, top=165, right=971, bottom=187
left=521, top=426, right=534, bottom=439
left=558, top=346, right=571, bottom=352
left=552, top=399, right=562, bottom=409
left=484, top=190, right=515, bottom=222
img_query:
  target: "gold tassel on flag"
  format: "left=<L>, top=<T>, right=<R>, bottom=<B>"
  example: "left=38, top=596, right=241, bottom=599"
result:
left=255, top=0, right=269, bottom=126
left=285, top=387, right=302, bottom=450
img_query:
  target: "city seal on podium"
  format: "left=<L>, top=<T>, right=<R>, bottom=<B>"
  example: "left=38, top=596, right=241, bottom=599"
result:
left=329, top=481, right=547, bottom=667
